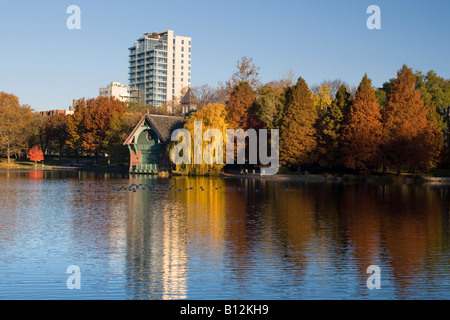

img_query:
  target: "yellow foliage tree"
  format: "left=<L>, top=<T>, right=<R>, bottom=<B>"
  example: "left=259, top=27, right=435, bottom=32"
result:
left=170, top=103, right=230, bottom=175
left=313, top=83, right=333, bottom=117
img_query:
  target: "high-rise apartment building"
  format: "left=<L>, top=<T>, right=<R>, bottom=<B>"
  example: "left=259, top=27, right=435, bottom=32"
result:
left=128, top=30, right=191, bottom=107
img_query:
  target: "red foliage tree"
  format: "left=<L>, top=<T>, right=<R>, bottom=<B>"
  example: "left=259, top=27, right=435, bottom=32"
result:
left=28, top=145, right=44, bottom=164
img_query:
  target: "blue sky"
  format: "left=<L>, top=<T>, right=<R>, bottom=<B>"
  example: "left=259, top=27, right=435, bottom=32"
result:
left=0, top=0, right=449, bottom=111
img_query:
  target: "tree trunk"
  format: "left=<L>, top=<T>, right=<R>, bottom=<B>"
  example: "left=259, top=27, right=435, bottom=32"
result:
left=58, top=144, right=62, bottom=163
left=6, top=142, right=11, bottom=163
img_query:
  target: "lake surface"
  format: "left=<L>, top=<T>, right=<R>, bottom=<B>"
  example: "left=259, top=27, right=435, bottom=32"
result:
left=0, top=169, right=449, bottom=300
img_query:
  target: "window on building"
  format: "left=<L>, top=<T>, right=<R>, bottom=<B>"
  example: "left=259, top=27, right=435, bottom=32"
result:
left=182, top=47, right=184, bottom=52
left=181, top=40, right=184, bottom=44
left=181, top=54, right=184, bottom=58
left=189, top=41, right=191, bottom=45
left=188, top=60, right=191, bottom=65
left=181, top=66, right=184, bottom=70
left=188, top=47, right=191, bottom=52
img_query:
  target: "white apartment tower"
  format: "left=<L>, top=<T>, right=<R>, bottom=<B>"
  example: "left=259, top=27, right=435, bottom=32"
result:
left=128, top=30, right=191, bottom=107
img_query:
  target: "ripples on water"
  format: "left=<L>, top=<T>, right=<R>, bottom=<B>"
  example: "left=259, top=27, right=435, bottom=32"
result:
left=0, top=169, right=449, bottom=300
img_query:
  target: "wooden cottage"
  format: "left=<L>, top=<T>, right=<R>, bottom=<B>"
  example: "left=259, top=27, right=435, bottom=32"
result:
left=123, top=114, right=185, bottom=174
left=123, top=88, right=199, bottom=174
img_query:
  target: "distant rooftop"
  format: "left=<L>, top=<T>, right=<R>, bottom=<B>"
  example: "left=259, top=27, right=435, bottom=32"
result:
left=180, top=87, right=198, bottom=105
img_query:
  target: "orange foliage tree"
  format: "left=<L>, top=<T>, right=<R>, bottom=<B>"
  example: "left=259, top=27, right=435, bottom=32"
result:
left=66, top=97, right=127, bottom=163
left=382, top=65, right=443, bottom=173
left=340, top=74, right=383, bottom=173
left=225, top=81, right=257, bottom=129
left=0, top=92, right=35, bottom=163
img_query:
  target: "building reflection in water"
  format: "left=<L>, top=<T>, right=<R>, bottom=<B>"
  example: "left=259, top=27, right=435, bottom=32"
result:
left=126, top=175, right=190, bottom=300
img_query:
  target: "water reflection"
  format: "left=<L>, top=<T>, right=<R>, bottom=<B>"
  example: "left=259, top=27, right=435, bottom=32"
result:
left=0, top=170, right=449, bottom=299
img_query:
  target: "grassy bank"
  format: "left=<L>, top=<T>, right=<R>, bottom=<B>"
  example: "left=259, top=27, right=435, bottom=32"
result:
left=0, top=157, right=128, bottom=172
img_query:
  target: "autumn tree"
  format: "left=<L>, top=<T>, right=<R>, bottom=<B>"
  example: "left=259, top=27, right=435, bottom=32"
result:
left=279, top=77, right=318, bottom=169
left=28, top=145, right=44, bottom=166
left=66, top=97, right=127, bottom=163
left=225, top=81, right=257, bottom=129
left=82, top=97, right=127, bottom=162
left=382, top=65, right=443, bottom=173
left=313, top=82, right=333, bottom=118
left=340, top=74, right=383, bottom=173
left=0, top=92, right=35, bottom=163
left=170, top=103, right=229, bottom=175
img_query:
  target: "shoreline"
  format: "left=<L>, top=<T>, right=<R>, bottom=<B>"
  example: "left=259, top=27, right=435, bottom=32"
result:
left=2, top=166, right=450, bottom=184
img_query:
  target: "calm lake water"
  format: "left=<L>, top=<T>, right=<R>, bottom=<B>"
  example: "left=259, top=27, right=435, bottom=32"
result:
left=0, top=169, right=449, bottom=300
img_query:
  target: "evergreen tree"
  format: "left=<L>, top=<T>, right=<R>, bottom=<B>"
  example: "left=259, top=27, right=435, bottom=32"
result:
left=279, top=77, right=318, bottom=169
left=340, top=74, right=383, bottom=173
left=66, top=98, right=87, bottom=163
left=254, top=83, right=286, bottom=129
left=317, top=85, right=351, bottom=167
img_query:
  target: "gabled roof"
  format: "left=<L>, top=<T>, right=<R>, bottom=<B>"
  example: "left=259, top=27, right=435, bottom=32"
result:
left=180, top=87, right=198, bottom=105
left=124, top=114, right=186, bottom=145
